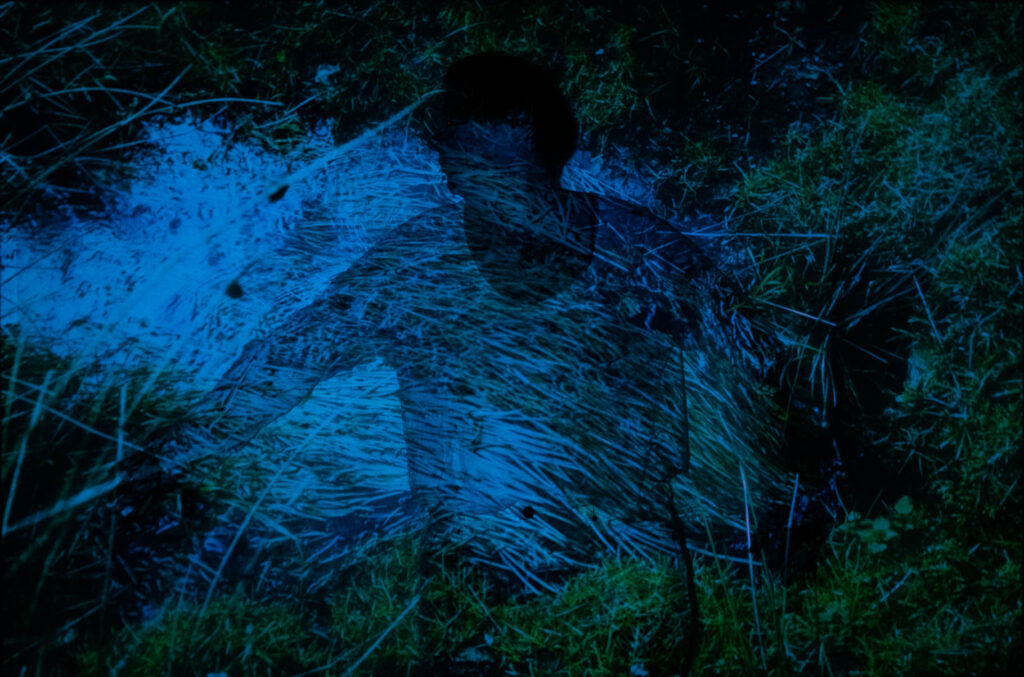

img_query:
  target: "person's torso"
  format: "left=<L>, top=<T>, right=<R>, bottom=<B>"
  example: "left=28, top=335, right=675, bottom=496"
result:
left=322, top=195, right=784, bottom=571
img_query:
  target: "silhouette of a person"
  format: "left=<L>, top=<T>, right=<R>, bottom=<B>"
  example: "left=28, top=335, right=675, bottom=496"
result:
left=136, top=53, right=767, bottom=580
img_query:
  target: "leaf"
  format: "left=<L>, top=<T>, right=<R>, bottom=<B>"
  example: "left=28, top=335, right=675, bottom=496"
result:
left=894, top=495, right=913, bottom=515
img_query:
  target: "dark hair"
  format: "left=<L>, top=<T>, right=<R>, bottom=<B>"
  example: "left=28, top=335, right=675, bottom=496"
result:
left=439, top=52, right=578, bottom=185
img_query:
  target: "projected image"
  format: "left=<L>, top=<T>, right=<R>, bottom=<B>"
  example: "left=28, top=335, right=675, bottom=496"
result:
left=3, top=3, right=1019, bottom=675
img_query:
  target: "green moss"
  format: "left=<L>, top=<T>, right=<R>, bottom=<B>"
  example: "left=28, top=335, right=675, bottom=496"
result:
left=325, top=536, right=429, bottom=674
left=488, top=557, right=689, bottom=675
left=794, top=513, right=1018, bottom=675
left=82, top=595, right=326, bottom=675
left=321, top=540, right=694, bottom=676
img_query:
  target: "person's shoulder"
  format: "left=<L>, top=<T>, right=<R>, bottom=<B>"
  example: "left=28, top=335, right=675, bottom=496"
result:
left=383, top=201, right=463, bottom=241
left=581, top=193, right=714, bottom=269
left=410, top=200, right=463, bottom=225
left=320, top=202, right=463, bottom=295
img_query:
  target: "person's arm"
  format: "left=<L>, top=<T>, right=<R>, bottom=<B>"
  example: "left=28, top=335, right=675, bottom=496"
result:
left=134, top=202, right=461, bottom=479
left=588, top=198, right=714, bottom=340
left=136, top=293, right=377, bottom=480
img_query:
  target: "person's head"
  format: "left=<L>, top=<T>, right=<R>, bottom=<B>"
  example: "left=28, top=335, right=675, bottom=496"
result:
left=430, top=53, right=578, bottom=196
left=428, top=53, right=591, bottom=305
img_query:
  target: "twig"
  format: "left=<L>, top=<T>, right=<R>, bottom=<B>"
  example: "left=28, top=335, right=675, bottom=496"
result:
left=913, top=274, right=962, bottom=395
left=344, top=593, right=421, bottom=676
left=100, top=384, right=126, bottom=638
left=782, top=473, right=800, bottom=584
left=656, top=343, right=700, bottom=676
left=754, top=298, right=838, bottom=327
left=263, top=89, right=445, bottom=203
left=3, top=476, right=121, bottom=534
left=741, top=466, right=767, bottom=672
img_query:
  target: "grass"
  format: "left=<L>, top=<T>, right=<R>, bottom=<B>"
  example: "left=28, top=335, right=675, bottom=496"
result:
left=69, top=534, right=687, bottom=676
left=3, top=1, right=1022, bottom=675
